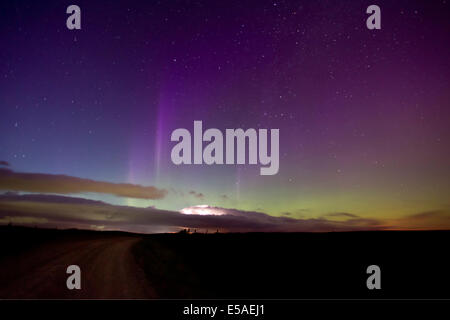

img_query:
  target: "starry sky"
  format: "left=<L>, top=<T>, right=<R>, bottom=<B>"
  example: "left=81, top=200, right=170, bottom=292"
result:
left=0, top=0, right=449, bottom=231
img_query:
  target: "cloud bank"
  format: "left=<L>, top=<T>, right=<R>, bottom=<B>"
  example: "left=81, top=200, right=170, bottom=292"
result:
left=0, top=193, right=398, bottom=233
left=0, top=168, right=167, bottom=200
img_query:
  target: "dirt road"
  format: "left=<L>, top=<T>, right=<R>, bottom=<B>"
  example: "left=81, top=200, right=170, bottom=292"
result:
left=0, top=236, right=156, bottom=299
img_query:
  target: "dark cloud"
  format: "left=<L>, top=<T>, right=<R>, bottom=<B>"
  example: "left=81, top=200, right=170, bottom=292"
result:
left=0, top=194, right=386, bottom=233
left=0, top=168, right=167, bottom=200
left=189, top=190, right=205, bottom=199
left=0, top=192, right=106, bottom=205
left=323, top=212, right=360, bottom=219
left=407, top=210, right=450, bottom=220
left=387, top=210, right=450, bottom=230
left=0, top=161, right=10, bottom=166
left=283, top=208, right=311, bottom=218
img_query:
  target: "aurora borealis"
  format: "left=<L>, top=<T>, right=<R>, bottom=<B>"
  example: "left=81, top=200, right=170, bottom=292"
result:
left=0, top=0, right=449, bottom=232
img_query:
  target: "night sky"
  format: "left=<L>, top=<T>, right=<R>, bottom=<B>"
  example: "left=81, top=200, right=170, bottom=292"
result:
left=1, top=0, right=449, bottom=232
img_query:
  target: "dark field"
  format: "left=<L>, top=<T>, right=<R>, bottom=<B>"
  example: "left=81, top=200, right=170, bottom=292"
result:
left=1, top=226, right=449, bottom=299
left=134, top=231, right=450, bottom=299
